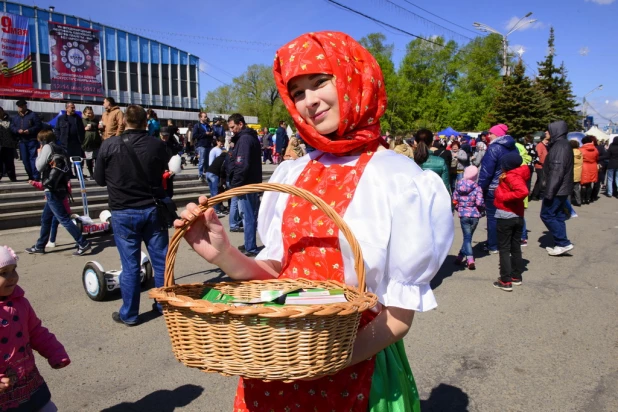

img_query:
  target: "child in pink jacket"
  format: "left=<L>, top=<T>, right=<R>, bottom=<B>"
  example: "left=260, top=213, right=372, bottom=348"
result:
left=0, top=246, right=70, bottom=411
left=28, top=181, right=72, bottom=248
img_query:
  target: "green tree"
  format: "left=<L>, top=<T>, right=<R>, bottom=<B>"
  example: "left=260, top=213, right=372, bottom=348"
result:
left=488, top=60, right=550, bottom=138
left=535, top=27, right=579, bottom=129
left=203, top=84, right=237, bottom=114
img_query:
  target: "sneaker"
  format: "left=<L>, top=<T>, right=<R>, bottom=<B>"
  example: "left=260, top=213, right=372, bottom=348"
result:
left=454, top=254, right=465, bottom=265
left=570, top=212, right=578, bottom=218
left=546, top=244, right=574, bottom=256
left=493, top=279, right=513, bottom=292
left=216, top=213, right=226, bottom=219
left=46, top=241, right=56, bottom=248
left=112, top=312, right=139, bottom=327
left=238, top=245, right=246, bottom=252
left=467, top=260, right=476, bottom=270
left=511, top=278, right=522, bottom=286
left=520, top=239, right=528, bottom=247
left=25, top=246, right=44, bottom=255
left=230, top=227, right=244, bottom=233
left=198, top=176, right=205, bottom=183
left=243, top=251, right=258, bottom=258
left=483, top=244, right=498, bottom=254
left=489, top=249, right=498, bottom=254
left=73, top=242, right=91, bottom=256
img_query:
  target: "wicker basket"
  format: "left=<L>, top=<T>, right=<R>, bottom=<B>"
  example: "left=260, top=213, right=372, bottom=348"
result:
left=149, top=183, right=378, bottom=382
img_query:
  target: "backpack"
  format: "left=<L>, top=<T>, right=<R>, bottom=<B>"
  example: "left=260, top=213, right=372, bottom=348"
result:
left=43, top=142, right=71, bottom=192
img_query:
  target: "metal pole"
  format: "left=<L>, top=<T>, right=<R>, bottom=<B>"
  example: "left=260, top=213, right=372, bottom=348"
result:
left=502, top=36, right=508, bottom=76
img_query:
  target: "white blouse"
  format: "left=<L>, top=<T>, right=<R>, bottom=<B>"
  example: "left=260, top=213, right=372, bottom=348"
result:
left=255, top=149, right=454, bottom=312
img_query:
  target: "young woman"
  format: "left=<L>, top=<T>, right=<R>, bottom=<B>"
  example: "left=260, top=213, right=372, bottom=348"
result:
left=81, top=106, right=101, bottom=179
left=146, top=109, right=160, bottom=138
left=177, top=31, right=453, bottom=411
left=580, top=136, right=599, bottom=205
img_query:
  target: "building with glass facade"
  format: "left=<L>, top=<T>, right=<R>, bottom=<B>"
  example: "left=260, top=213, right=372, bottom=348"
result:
left=0, top=1, right=200, bottom=123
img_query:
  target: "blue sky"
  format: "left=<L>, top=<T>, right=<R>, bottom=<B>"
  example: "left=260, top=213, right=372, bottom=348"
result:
left=43, top=0, right=618, bottom=127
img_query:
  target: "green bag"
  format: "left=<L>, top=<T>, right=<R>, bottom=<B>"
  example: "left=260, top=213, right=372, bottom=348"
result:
left=369, top=340, right=421, bottom=412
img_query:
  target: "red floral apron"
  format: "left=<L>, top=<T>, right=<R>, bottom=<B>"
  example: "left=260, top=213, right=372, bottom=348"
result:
left=233, top=146, right=378, bottom=411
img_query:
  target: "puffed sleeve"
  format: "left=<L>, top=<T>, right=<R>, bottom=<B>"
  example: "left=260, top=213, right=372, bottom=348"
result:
left=373, top=170, right=454, bottom=312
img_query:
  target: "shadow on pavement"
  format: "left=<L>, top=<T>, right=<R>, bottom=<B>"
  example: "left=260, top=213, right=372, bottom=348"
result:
left=537, top=231, right=553, bottom=249
left=100, top=384, right=204, bottom=412
left=431, top=255, right=465, bottom=290
left=421, top=383, right=470, bottom=411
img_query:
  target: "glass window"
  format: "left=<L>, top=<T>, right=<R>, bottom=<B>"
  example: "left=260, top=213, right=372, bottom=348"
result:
left=190, top=82, right=197, bottom=100
left=161, top=45, right=169, bottom=64
left=171, top=48, right=179, bottom=65
left=40, top=54, right=50, bottom=84
left=6, top=3, right=20, bottom=14
left=79, top=19, right=91, bottom=28
left=180, top=52, right=188, bottom=65
left=26, top=13, right=37, bottom=53
left=129, top=33, right=138, bottom=63
left=151, top=69, right=160, bottom=95
left=190, top=56, right=198, bottom=66
left=172, top=79, right=178, bottom=97
left=37, top=11, right=50, bottom=54
left=92, top=24, right=103, bottom=60
left=140, top=38, right=149, bottom=63
left=180, top=65, right=187, bottom=81
left=181, top=81, right=187, bottom=98
left=189, top=65, right=196, bottom=82
left=141, top=63, right=149, bottom=94
left=106, top=62, right=116, bottom=90
left=117, top=30, right=127, bottom=62
left=130, top=74, right=138, bottom=92
left=104, top=28, right=116, bottom=60
left=51, top=13, right=63, bottom=23
left=150, top=42, right=159, bottom=64
left=65, top=16, right=77, bottom=26
left=31, top=53, right=37, bottom=84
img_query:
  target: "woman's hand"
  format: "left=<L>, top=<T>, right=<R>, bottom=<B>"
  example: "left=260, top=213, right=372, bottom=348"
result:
left=0, top=376, right=11, bottom=393
left=175, top=197, right=232, bottom=265
left=52, top=358, right=70, bottom=369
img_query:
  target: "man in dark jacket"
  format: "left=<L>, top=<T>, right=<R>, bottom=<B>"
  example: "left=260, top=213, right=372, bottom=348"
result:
left=212, top=117, right=225, bottom=140
left=261, top=127, right=273, bottom=164
left=95, top=105, right=171, bottom=326
left=54, top=102, right=85, bottom=176
left=605, top=136, right=618, bottom=198
left=10, top=99, right=42, bottom=180
left=192, top=112, right=214, bottom=182
left=540, top=120, right=574, bottom=256
left=478, top=123, right=516, bottom=253
left=275, top=121, right=289, bottom=163
left=228, top=113, right=262, bottom=257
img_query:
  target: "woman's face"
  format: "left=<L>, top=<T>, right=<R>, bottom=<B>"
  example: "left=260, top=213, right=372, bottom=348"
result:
left=84, top=110, right=94, bottom=119
left=288, top=74, right=340, bottom=135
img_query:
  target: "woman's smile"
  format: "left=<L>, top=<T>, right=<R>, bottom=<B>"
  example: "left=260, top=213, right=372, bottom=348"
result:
left=311, top=109, right=329, bottom=122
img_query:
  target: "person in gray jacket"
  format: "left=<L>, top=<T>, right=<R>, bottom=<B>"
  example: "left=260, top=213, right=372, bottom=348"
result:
left=540, top=120, right=574, bottom=256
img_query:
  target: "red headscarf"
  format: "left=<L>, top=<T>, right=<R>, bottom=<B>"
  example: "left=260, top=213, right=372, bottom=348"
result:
left=273, top=31, right=387, bottom=154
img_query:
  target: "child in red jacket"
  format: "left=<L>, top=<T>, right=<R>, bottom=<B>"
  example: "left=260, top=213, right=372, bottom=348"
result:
left=0, top=246, right=70, bottom=411
left=493, top=151, right=530, bottom=292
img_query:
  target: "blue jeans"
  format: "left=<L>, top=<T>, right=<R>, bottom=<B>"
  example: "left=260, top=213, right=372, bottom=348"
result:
left=459, top=217, right=479, bottom=257
left=238, top=193, right=259, bottom=254
left=50, top=217, right=59, bottom=243
left=206, top=172, right=221, bottom=212
left=229, top=195, right=243, bottom=230
left=19, top=140, right=40, bottom=180
left=196, top=146, right=210, bottom=178
left=540, top=195, right=571, bottom=248
left=484, top=190, right=498, bottom=251
left=36, top=192, right=86, bottom=249
left=607, top=168, right=618, bottom=196
left=111, top=206, right=169, bottom=324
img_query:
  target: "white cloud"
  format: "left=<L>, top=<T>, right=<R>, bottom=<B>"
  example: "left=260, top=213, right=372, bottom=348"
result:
left=585, top=0, right=615, bottom=5
left=199, top=61, right=208, bottom=73
left=505, top=16, right=545, bottom=32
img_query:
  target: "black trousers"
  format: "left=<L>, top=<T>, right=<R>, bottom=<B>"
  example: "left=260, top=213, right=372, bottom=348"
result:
left=571, top=183, right=581, bottom=206
left=0, top=147, right=16, bottom=180
left=497, top=217, right=524, bottom=283
left=531, top=168, right=544, bottom=200
left=582, top=183, right=593, bottom=204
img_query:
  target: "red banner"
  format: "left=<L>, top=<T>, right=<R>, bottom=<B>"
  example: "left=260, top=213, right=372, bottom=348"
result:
left=0, top=12, right=33, bottom=89
left=0, top=86, right=63, bottom=99
left=49, top=22, right=103, bottom=96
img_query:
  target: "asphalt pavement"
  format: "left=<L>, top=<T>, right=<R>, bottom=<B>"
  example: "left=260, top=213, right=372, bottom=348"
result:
left=1, top=174, right=617, bottom=411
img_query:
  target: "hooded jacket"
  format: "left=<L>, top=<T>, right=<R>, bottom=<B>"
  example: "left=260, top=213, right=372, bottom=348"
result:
left=608, top=136, right=618, bottom=170
left=494, top=165, right=530, bottom=217
left=478, top=135, right=516, bottom=194
left=453, top=179, right=484, bottom=218
left=543, top=120, right=574, bottom=199
left=228, top=127, right=262, bottom=188
left=580, top=143, right=599, bottom=185
left=572, top=148, right=583, bottom=183
left=419, top=152, right=450, bottom=193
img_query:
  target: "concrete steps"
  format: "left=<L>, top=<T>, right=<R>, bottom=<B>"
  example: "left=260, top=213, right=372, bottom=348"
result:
left=0, top=162, right=275, bottom=230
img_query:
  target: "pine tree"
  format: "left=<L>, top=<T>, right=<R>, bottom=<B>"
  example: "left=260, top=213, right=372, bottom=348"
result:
left=488, top=60, right=550, bottom=138
left=535, top=27, right=580, bottom=130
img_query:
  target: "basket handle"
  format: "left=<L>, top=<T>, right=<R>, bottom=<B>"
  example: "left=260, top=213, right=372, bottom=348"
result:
left=164, top=183, right=366, bottom=291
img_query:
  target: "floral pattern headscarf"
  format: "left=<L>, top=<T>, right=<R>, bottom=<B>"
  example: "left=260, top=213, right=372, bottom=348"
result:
left=273, top=31, right=387, bottom=154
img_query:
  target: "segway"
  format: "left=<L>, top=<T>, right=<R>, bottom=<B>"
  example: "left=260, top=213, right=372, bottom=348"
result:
left=70, top=156, right=112, bottom=235
left=82, top=252, right=153, bottom=301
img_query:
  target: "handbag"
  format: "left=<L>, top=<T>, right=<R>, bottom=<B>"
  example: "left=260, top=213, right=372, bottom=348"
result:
left=120, top=135, right=179, bottom=228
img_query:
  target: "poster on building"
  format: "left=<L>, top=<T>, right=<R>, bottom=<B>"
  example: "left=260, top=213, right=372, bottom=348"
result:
left=49, top=22, right=103, bottom=96
left=0, top=12, right=32, bottom=89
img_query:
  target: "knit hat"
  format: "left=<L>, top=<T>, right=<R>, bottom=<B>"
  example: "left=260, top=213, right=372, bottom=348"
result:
left=463, top=166, right=479, bottom=181
left=501, top=151, right=523, bottom=172
left=0, top=246, right=18, bottom=268
left=489, top=124, right=508, bottom=137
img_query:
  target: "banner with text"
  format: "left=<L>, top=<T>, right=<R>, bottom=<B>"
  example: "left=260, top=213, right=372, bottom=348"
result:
left=49, top=22, right=103, bottom=96
left=0, top=12, right=33, bottom=89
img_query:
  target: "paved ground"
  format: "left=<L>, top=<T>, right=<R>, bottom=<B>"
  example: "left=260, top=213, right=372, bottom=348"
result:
left=1, top=172, right=617, bottom=411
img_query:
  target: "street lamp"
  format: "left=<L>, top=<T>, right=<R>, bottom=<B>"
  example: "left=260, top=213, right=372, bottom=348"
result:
left=582, top=85, right=603, bottom=131
left=473, top=12, right=537, bottom=76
